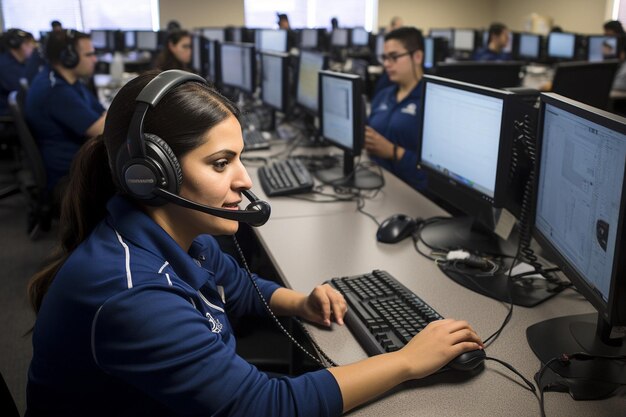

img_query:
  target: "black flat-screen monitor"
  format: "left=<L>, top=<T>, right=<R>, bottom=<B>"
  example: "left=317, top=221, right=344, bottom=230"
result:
left=261, top=52, right=289, bottom=112
left=551, top=60, right=620, bottom=110
left=219, top=42, right=255, bottom=94
left=430, top=28, right=453, bottom=43
left=423, top=37, right=448, bottom=70
left=417, top=75, right=515, bottom=252
left=90, top=30, right=109, bottom=51
left=136, top=31, right=159, bottom=52
left=547, top=32, right=577, bottom=59
left=375, top=33, right=385, bottom=64
left=516, top=33, right=541, bottom=60
left=256, top=29, right=288, bottom=53
left=453, top=29, right=476, bottom=52
left=301, top=28, right=319, bottom=49
left=587, top=35, right=620, bottom=62
left=317, top=71, right=382, bottom=189
left=206, top=39, right=220, bottom=86
left=296, top=50, right=327, bottom=115
left=202, top=28, right=225, bottom=43
left=351, top=27, right=369, bottom=47
left=527, top=93, right=626, bottom=396
left=434, top=61, right=523, bottom=89
left=331, top=29, right=350, bottom=47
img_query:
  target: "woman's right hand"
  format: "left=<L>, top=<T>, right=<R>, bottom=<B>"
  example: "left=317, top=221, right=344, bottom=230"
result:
left=399, top=319, right=484, bottom=379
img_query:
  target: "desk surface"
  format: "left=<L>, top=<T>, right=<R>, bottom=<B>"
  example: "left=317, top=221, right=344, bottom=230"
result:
left=246, top=145, right=624, bottom=417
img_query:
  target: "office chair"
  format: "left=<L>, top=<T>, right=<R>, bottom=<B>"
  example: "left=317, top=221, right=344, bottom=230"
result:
left=0, top=370, right=19, bottom=417
left=434, top=61, right=525, bottom=89
left=8, top=90, right=52, bottom=238
left=551, top=60, right=620, bottom=110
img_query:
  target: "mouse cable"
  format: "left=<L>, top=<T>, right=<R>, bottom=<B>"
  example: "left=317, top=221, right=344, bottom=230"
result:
left=535, top=352, right=626, bottom=417
left=232, top=235, right=338, bottom=368
left=484, top=356, right=537, bottom=394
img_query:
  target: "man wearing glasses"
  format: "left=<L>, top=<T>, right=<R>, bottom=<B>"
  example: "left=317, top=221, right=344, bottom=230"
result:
left=26, top=30, right=106, bottom=196
left=366, top=27, right=427, bottom=191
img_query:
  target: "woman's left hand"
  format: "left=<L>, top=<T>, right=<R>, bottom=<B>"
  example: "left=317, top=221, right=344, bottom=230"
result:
left=365, top=126, right=395, bottom=159
left=298, top=284, right=348, bottom=327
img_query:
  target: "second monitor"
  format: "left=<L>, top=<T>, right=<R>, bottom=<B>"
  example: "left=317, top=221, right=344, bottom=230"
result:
left=317, top=71, right=383, bottom=189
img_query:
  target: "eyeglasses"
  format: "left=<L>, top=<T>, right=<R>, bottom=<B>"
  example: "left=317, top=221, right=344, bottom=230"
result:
left=379, top=51, right=413, bottom=63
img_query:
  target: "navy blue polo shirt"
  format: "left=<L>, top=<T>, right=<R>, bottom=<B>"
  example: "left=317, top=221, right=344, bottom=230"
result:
left=472, top=47, right=513, bottom=61
left=368, top=81, right=427, bottom=191
left=26, top=195, right=343, bottom=417
left=0, top=51, right=27, bottom=116
left=25, top=69, right=105, bottom=192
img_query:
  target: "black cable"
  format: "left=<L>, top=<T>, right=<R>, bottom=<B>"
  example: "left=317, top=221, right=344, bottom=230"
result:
left=484, top=356, right=537, bottom=394
left=232, top=235, right=338, bottom=368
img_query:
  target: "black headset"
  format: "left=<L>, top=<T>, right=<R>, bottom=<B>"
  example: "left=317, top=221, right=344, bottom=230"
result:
left=6, top=29, right=27, bottom=49
left=115, top=70, right=271, bottom=227
left=59, top=29, right=79, bottom=69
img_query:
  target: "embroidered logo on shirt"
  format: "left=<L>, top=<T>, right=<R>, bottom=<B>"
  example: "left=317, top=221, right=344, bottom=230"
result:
left=205, top=311, right=223, bottom=333
left=401, top=103, right=417, bottom=116
left=378, top=103, right=389, bottom=111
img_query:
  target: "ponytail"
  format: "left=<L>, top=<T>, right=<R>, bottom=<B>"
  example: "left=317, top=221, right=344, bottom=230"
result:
left=28, top=135, right=116, bottom=313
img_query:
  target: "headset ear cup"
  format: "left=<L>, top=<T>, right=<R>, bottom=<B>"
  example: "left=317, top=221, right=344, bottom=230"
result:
left=60, top=44, right=79, bottom=69
left=144, top=133, right=183, bottom=194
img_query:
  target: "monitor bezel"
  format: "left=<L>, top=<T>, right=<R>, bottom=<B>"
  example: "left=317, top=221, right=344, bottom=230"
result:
left=417, top=75, right=514, bottom=208
left=318, top=70, right=363, bottom=155
left=219, top=42, right=256, bottom=94
left=533, top=92, right=626, bottom=327
left=260, top=51, right=289, bottom=112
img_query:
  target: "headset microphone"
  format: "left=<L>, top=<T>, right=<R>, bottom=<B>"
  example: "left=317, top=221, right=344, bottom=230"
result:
left=153, top=188, right=271, bottom=227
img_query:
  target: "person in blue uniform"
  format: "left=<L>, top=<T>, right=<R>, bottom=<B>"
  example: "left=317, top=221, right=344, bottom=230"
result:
left=472, top=23, right=512, bottom=61
left=25, top=70, right=483, bottom=416
left=366, top=27, right=427, bottom=191
left=25, top=30, right=106, bottom=193
left=0, top=29, right=36, bottom=116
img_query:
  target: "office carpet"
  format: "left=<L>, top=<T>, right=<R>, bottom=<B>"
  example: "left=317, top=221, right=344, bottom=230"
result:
left=0, top=190, right=57, bottom=415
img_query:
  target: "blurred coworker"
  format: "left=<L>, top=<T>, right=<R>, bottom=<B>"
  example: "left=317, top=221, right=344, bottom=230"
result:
left=366, top=27, right=426, bottom=191
left=155, top=30, right=193, bottom=72
left=25, top=30, right=105, bottom=194
left=472, top=22, right=512, bottom=61
left=0, top=29, right=36, bottom=115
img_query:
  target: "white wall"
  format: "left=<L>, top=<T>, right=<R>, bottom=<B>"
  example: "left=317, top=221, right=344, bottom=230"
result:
left=159, top=0, right=245, bottom=29
left=493, top=0, right=608, bottom=34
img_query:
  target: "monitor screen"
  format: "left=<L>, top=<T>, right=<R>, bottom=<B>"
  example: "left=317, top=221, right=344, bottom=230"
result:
left=301, top=29, right=318, bottom=49
left=420, top=77, right=506, bottom=201
left=588, top=35, right=618, bottom=62
left=430, top=29, right=453, bottom=43
left=297, top=50, right=326, bottom=114
left=527, top=93, right=626, bottom=382
left=220, top=43, right=255, bottom=93
left=124, top=31, right=136, bottom=50
left=257, top=29, right=288, bottom=53
left=261, top=52, right=288, bottom=111
left=518, top=33, right=540, bottom=59
left=202, top=28, right=225, bottom=43
left=331, top=29, right=349, bottom=47
left=91, top=30, right=108, bottom=50
left=535, top=98, right=626, bottom=304
left=453, top=29, right=475, bottom=51
left=351, top=28, right=369, bottom=46
left=136, top=31, right=158, bottom=51
left=424, top=37, right=435, bottom=69
left=548, top=32, right=576, bottom=59
left=192, top=35, right=202, bottom=73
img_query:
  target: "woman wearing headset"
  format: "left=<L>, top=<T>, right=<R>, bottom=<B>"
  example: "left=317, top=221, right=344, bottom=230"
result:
left=26, top=70, right=482, bottom=416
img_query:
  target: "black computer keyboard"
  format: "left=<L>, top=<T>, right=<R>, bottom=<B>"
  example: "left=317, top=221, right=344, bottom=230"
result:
left=258, top=158, right=314, bottom=196
left=328, top=270, right=486, bottom=371
left=243, top=129, right=270, bottom=151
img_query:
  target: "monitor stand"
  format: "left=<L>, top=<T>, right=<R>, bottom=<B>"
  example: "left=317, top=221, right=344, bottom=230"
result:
left=421, top=217, right=565, bottom=307
left=315, top=152, right=383, bottom=189
left=527, top=313, right=626, bottom=400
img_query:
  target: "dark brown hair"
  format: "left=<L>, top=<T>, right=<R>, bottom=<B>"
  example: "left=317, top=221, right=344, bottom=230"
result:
left=155, top=30, right=192, bottom=72
left=27, top=70, right=240, bottom=312
left=45, top=30, right=90, bottom=65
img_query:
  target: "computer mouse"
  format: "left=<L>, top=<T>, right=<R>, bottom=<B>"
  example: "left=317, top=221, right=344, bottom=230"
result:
left=447, top=349, right=486, bottom=372
left=376, top=214, right=418, bottom=244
